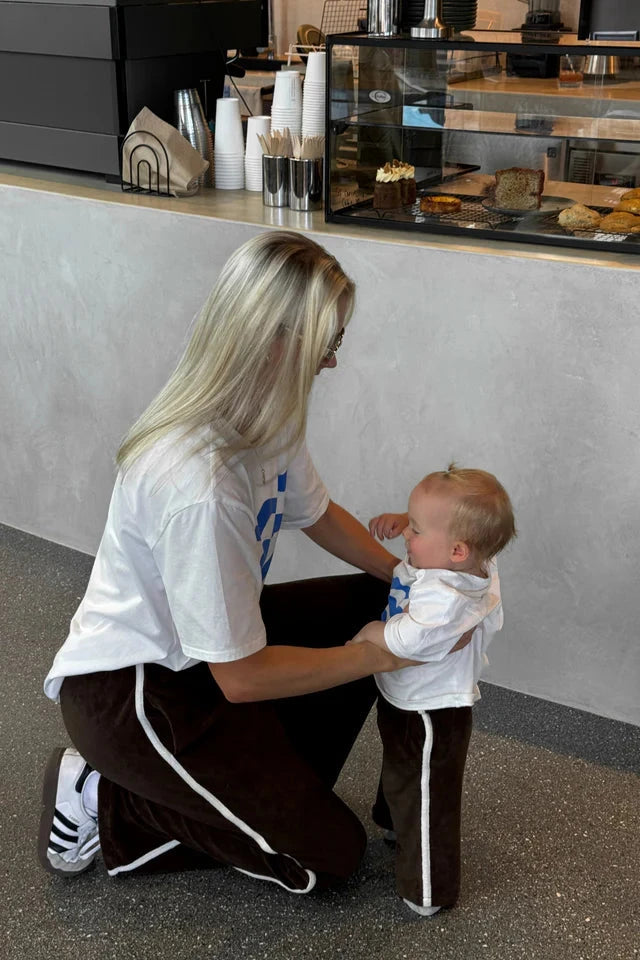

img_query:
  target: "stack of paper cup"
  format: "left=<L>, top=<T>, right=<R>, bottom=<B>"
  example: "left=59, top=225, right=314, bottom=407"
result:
left=271, top=70, right=302, bottom=137
left=302, top=52, right=326, bottom=138
left=244, top=115, right=271, bottom=191
left=214, top=98, right=244, bottom=190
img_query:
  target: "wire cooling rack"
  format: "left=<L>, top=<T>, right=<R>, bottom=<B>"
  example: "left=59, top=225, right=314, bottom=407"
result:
left=320, top=0, right=367, bottom=36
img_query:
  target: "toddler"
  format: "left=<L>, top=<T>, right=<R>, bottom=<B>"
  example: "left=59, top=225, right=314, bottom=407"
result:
left=353, top=464, right=516, bottom=917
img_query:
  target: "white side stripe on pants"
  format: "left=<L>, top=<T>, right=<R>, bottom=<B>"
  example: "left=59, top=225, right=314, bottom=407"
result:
left=107, top=664, right=316, bottom=893
left=419, top=711, right=434, bottom=908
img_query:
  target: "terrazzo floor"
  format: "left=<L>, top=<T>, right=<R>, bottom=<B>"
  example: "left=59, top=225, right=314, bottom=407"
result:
left=1, top=523, right=638, bottom=960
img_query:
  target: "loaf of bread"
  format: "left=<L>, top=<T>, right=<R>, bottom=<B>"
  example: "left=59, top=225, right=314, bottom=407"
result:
left=558, top=204, right=602, bottom=230
left=419, top=195, right=462, bottom=215
left=620, top=188, right=640, bottom=201
left=598, top=212, right=640, bottom=234
left=493, top=167, right=545, bottom=211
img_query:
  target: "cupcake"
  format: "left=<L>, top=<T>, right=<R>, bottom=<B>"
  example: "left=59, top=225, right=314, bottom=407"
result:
left=393, top=159, right=417, bottom=205
left=373, top=162, right=402, bottom=210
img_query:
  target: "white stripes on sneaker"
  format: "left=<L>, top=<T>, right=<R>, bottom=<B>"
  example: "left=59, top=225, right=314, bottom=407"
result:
left=48, top=807, right=101, bottom=863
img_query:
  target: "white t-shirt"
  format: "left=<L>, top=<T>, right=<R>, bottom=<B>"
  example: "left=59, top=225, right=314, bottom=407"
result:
left=375, top=558, right=503, bottom=711
left=44, top=427, right=329, bottom=701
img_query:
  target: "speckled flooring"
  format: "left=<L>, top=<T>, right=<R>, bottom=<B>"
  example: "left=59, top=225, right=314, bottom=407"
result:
left=1, top=523, right=638, bottom=960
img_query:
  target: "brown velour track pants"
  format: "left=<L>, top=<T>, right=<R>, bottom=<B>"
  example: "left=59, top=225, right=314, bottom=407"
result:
left=59, top=573, right=389, bottom=892
left=372, top=696, right=473, bottom=908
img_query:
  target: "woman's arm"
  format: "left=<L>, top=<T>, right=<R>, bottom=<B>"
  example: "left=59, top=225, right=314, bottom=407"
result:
left=209, top=640, right=413, bottom=703
left=349, top=621, right=475, bottom=655
left=302, top=500, right=398, bottom=583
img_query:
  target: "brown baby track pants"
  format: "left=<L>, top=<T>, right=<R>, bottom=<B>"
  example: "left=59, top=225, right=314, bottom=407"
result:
left=373, top=697, right=473, bottom=909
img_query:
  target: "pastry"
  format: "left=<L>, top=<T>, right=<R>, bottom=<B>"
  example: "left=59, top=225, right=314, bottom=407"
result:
left=558, top=204, right=602, bottom=231
left=493, top=167, right=545, bottom=211
left=419, top=195, right=462, bottom=215
left=614, top=198, right=640, bottom=215
left=620, top=188, right=640, bottom=201
left=373, top=162, right=402, bottom=210
left=598, top=212, right=640, bottom=234
left=392, top=159, right=417, bottom=205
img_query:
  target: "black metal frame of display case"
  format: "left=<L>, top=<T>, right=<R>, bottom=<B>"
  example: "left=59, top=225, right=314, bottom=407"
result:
left=324, top=31, right=640, bottom=255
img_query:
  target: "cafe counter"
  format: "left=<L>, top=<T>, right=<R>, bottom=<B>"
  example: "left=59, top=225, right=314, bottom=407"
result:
left=1, top=167, right=639, bottom=726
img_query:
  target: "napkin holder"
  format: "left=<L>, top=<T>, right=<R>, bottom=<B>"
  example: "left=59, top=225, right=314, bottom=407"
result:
left=121, top=131, right=171, bottom=196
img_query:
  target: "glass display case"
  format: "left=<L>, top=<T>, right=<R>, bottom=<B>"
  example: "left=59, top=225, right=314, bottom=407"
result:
left=325, top=31, right=640, bottom=254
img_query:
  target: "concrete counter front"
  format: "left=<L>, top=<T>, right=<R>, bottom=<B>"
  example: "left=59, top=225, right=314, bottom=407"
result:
left=2, top=170, right=639, bottom=726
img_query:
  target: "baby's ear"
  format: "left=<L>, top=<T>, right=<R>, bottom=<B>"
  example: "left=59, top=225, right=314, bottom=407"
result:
left=451, top=541, right=471, bottom=563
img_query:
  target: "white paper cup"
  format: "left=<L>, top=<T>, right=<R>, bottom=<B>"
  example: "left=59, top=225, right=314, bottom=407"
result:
left=245, top=115, right=271, bottom=157
left=302, top=82, right=326, bottom=98
left=214, top=98, right=244, bottom=155
left=271, top=108, right=302, bottom=136
left=305, top=51, right=326, bottom=85
left=216, top=176, right=244, bottom=190
left=272, top=71, right=302, bottom=111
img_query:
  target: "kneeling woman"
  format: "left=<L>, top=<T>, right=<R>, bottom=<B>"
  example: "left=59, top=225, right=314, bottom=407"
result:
left=40, top=230, right=411, bottom=893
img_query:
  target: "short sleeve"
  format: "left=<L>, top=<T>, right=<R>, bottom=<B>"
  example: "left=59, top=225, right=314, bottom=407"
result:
left=152, top=500, right=266, bottom=662
left=383, top=580, right=486, bottom=661
left=280, top=442, right=330, bottom=529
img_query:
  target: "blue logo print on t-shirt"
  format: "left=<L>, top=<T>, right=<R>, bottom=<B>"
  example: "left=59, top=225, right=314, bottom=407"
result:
left=255, top=471, right=287, bottom=580
left=381, top=574, right=410, bottom=622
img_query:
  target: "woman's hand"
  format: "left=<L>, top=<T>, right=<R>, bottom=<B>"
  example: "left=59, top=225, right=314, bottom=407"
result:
left=368, top=512, right=409, bottom=542
left=346, top=621, right=419, bottom=671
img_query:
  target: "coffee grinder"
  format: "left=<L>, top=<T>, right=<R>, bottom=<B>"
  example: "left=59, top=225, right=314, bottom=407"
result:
left=508, top=0, right=568, bottom=78
left=522, top=0, right=564, bottom=35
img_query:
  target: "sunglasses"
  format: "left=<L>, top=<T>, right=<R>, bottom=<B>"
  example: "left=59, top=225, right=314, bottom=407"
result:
left=324, top=327, right=345, bottom=362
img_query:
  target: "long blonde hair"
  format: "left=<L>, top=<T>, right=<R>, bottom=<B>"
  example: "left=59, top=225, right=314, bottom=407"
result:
left=117, top=231, right=354, bottom=472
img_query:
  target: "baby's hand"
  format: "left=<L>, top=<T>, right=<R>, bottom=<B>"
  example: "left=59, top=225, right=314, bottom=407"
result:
left=368, top=512, right=409, bottom=541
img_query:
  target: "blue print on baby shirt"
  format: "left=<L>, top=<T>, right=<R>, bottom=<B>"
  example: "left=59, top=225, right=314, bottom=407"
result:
left=255, top=471, right=287, bottom=580
left=381, top=574, right=410, bottom=622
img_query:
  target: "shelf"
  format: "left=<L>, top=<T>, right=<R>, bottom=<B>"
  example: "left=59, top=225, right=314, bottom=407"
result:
left=450, top=76, right=640, bottom=104
left=332, top=104, right=640, bottom=144
left=331, top=173, right=631, bottom=212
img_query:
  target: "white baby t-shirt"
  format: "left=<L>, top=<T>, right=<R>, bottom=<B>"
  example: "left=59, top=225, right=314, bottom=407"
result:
left=375, top=558, right=503, bottom=711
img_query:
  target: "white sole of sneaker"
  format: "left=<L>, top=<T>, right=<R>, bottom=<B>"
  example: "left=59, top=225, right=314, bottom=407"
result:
left=37, top=747, right=96, bottom=877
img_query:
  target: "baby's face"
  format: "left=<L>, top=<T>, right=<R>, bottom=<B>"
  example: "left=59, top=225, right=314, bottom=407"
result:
left=403, top=485, right=458, bottom=570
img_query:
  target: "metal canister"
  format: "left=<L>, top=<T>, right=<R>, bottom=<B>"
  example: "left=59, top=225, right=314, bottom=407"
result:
left=262, top=155, right=289, bottom=207
left=288, top=158, right=323, bottom=211
left=367, top=0, right=399, bottom=36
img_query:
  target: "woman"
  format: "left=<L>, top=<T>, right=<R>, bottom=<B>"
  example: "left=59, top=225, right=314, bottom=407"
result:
left=39, top=231, right=411, bottom=893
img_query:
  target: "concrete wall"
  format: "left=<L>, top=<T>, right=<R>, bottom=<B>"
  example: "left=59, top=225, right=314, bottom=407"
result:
left=1, top=182, right=639, bottom=726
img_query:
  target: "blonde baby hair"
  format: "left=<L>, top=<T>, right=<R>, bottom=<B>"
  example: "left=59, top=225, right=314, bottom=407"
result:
left=421, top=463, right=516, bottom=563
